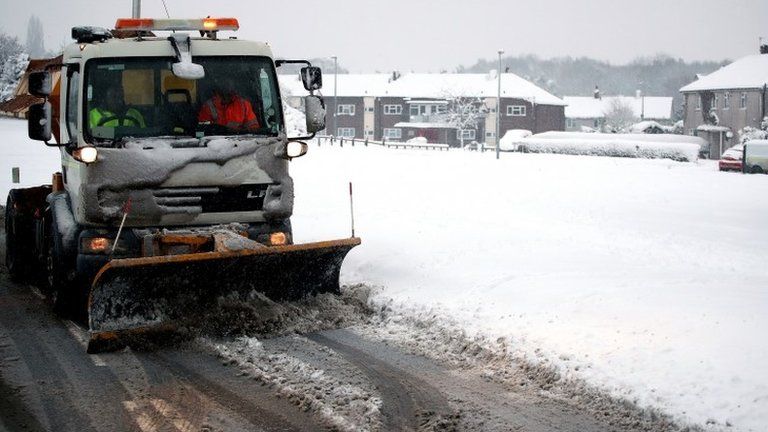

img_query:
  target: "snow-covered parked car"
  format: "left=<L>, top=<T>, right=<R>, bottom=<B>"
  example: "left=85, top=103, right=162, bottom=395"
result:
left=407, top=136, right=428, bottom=144
left=499, top=129, right=532, bottom=151
left=629, top=120, right=672, bottom=134
left=718, top=144, right=743, bottom=172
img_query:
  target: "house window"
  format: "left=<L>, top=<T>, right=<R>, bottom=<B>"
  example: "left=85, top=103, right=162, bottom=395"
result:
left=407, top=130, right=415, bottom=137
left=337, top=127, right=355, bottom=137
left=566, top=118, right=575, bottom=128
left=710, top=95, right=717, bottom=110
left=365, top=129, right=374, bottom=136
left=409, top=105, right=421, bottom=116
left=740, top=92, right=747, bottom=109
left=456, top=129, right=476, bottom=140
left=723, top=92, right=730, bottom=109
left=383, top=104, right=402, bottom=115
left=486, top=131, right=495, bottom=138
left=695, top=95, right=701, bottom=111
left=383, top=128, right=402, bottom=139
left=337, top=104, right=355, bottom=115
left=506, top=105, right=526, bottom=116
left=365, top=107, right=374, bottom=113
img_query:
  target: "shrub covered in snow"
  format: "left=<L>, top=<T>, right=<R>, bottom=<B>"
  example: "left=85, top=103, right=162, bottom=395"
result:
left=739, top=117, right=768, bottom=144
left=519, top=132, right=702, bottom=162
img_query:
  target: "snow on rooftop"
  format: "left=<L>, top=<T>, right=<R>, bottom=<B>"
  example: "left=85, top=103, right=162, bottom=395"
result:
left=393, top=121, right=455, bottom=129
left=279, top=72, right=566, bottom=106
left=563, top=96, right=673, bottom=120
left=680, top=54, right=768, bottom=92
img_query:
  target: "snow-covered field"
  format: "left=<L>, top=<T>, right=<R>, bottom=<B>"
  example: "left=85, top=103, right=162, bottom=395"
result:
left=290, top=143, right=768, bottom=431
left=1, top=116, right=767, bottom=431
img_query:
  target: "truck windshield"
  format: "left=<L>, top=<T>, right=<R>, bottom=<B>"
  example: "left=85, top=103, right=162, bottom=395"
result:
left=83, top=56, right=283, bottom=145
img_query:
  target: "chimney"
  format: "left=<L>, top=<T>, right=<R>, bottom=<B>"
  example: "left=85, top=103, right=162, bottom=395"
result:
left=593, top=85, right=601, bottom=99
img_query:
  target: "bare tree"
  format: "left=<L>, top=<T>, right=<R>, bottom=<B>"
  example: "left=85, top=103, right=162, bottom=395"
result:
left=602, top=99, right=637, bottom=132
left=442, top=92, right=486, bottom=147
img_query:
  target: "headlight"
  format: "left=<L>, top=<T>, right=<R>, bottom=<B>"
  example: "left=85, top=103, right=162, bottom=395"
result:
left=286, top=141, right=308, bottom=158
left=72, top=146, right=98, bottom=164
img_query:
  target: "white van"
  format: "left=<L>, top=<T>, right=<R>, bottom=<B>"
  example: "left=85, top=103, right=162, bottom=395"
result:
left=744, top=140, right=768, bottom=174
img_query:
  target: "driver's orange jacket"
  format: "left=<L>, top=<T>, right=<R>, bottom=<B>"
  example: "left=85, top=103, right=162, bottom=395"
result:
left=198, top=94, right=260, bottom=130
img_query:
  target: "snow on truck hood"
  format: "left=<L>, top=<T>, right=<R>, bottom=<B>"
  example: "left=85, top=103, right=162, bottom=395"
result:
left=78, top=136, right=294, bottom=225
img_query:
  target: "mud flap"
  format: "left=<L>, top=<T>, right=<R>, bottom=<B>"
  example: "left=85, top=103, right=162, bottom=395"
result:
left=86, top=238, right=360, bottom=353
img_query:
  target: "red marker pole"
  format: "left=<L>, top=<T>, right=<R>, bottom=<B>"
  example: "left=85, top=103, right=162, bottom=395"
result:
left=349, top=182, right=355, bottom=238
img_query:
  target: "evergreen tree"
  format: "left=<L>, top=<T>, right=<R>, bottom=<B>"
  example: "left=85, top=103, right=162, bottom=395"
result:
left=26, top=15, right=45, bottom=59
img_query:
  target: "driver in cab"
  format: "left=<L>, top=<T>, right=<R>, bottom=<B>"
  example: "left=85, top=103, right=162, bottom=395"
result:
left=89, top=86, right=146, bottom=128
left=197, top=77, right=260, bottom=132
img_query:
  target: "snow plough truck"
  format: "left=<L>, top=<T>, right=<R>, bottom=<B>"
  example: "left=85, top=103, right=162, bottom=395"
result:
left=4, top=16, right=360, bottom=352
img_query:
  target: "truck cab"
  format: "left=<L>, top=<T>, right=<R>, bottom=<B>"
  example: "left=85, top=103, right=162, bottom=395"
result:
left=6, top=18, right=353, bottom=334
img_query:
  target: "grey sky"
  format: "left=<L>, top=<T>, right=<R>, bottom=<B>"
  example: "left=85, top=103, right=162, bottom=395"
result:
left=0, top=0, right=765, bottom=72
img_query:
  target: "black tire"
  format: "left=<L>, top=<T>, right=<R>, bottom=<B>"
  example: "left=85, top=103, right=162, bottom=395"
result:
left=5, top=194, right=33, bottom=282
left=751, top=165, right=764, bottom=174
left=45, top=218, right=81, bottom=318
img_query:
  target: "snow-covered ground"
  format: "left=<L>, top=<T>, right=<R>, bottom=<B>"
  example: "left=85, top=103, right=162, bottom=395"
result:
left=0, top=118, right=61, bottom=201
left=290, top=143, right=768, bottom=432
left=1, top=116, right=767, bottom=431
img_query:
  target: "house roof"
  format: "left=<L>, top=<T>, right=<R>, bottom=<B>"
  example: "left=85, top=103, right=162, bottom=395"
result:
left=563, top=96, right=673, bottom=120
left=394, top=122, right=455, bottom=129
left=26, top=55, right=63, bottom=72
left=0, top=94, right=43, bottom=113
left=279, top=72, right=566, bottom=106
left=680, top=54, right=768, bottom=92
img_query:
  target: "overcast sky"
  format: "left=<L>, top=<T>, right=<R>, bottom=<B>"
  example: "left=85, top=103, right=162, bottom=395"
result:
left=0, top=0, right=765, bottom=72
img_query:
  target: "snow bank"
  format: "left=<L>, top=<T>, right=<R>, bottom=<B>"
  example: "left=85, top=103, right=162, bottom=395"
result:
left=520, top=132, right=702, bottom=161
left=291, top=145, right=768, bottom=432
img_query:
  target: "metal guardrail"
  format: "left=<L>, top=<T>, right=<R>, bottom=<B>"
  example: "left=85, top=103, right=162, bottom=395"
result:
left=314, top=135, right=450, bottom=151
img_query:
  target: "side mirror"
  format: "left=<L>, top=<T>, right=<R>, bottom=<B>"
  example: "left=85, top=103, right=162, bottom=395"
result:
left=29, top=71, right=52, bottom=97
left=28, top=102, right=52, bottom=142
left=168, top=34, right=205, bottom=80
left=172, top=62, right=205, bottom=80
left=304, top=95, right=326, bottom=133
left=300, top=66, right=322, bottom=91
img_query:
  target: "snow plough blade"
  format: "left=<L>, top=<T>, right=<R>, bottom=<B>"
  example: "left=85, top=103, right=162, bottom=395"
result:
left=86, top=238, right=361, bottom=353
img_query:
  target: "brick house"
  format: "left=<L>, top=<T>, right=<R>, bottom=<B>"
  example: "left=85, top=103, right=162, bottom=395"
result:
left=680, top=49, right=768, bottom=159
left=280, top=71, right=565, bottom=147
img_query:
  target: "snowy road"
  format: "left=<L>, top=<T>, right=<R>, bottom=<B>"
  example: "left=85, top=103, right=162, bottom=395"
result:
left=0, top=221, right=679, bottom=431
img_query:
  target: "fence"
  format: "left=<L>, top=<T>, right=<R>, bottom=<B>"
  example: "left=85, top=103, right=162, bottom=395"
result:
left=314, top=135, right=450, bottom=151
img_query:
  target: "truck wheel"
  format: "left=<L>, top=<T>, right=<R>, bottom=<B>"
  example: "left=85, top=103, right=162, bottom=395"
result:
left=5, top=194, right=32, bottom=282
left=45, top=220, right=77, bottom=317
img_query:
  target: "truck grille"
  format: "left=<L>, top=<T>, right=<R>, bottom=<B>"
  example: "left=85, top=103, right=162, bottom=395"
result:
left=152, top=184, right=272, bottom=213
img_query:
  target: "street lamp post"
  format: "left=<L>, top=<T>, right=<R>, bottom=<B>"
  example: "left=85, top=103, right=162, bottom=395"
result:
left=331, top=56, right=338, bottom=137
left=496, top=49, right=504, bottom=160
